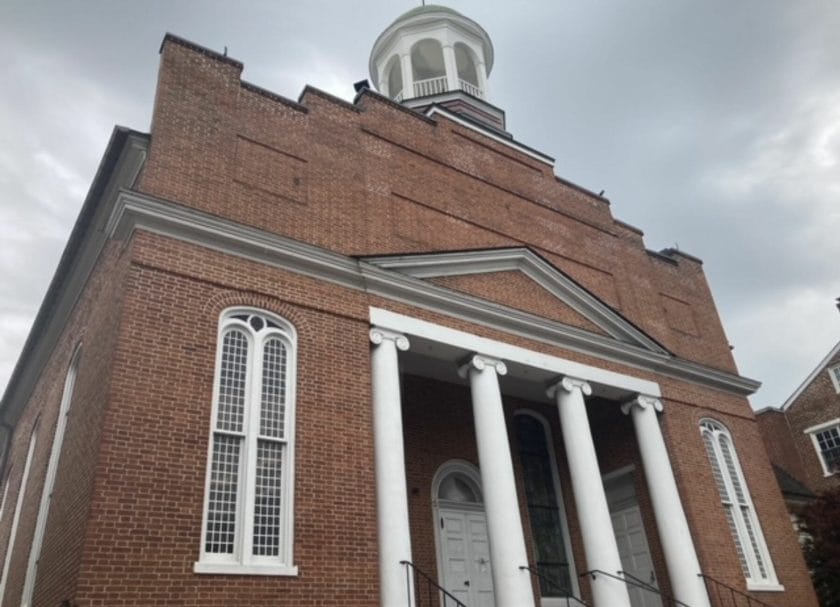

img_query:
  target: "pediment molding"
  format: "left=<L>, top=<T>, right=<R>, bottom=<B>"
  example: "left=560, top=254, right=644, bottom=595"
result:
left=363, top=248, right=668, bottom=355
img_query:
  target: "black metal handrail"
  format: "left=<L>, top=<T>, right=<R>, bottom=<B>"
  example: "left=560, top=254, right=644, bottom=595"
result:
left=618, top=570, right=693, bottom=607
left=580, top=569, right=693, bottom=607
left=520, top=564, right=591, bottom=606
left=400, top=560, right=468, bottom=607
left=698, top=573, right=775, bottom=607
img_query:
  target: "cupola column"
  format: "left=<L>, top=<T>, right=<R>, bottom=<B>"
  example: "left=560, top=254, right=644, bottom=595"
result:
left=442, top=43, right=460, bottom=93
left=622, top=396, right=711, bottom=607
left=476, top=60, right=488, bottom=96
left=399, top=52, right=412, bottom=101
left=370, top=328, right=414, bottom=607
left=459, top=354, right=536, bottom=607
left=549, top=377, right=632, bottom=607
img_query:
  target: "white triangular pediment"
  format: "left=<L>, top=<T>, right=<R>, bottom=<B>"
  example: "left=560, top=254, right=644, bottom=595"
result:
left=364, top=247, right=668, bottom=355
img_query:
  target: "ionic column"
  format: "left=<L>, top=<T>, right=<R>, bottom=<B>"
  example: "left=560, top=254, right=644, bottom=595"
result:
left=370, top=328, right=414, bottom=607
left=458, top=354, right=535, bottom=607
left=622, top=396, right=711, bottom=607
left=549, top=377, right=632, bottom=607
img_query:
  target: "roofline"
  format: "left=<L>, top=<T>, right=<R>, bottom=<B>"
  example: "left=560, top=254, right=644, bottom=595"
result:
left=0, top=127, right=149, bottom=426
left=160, top=33, right=243, bottom=69
left=780, top=339, right=840, bottom=411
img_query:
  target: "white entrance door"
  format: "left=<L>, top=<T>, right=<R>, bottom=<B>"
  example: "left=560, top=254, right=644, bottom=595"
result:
left=611, top=505, right=662, bottom=607
left=439, top=508, right=495, bottom=607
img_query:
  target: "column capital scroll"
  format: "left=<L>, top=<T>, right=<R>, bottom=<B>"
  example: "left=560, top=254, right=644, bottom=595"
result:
left=457, top=354, right=507, bottom=379
left=369, top=327, right=410, bottom=351
left=546, top=376, right=592, bottom=399
left=620, top=395, right=663, bottom=416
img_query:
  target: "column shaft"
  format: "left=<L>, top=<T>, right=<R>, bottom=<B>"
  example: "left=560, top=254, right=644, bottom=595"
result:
left=552, top=377, right=632, bottom=607
left=461, top=355, right=535, bottom=607
left=626, top=397, right=711, bottom=607
left=442, top=44, right=460, bottom=92
left=370, top=329, right=413, bottom=607
left=400, top=53, right=412, bottom=99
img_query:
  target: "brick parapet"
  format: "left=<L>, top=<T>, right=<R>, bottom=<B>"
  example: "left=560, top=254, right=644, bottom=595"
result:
left=135, top=36, right=737, bottom=374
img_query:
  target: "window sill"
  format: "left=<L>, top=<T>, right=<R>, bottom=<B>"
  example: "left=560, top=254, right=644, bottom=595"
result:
left=746, top=581, right=785, bottom=592
left=193, top=562, right=299, bottom=576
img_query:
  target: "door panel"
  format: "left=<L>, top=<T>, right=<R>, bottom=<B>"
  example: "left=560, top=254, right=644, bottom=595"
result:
left=440, top=508, right=495, bottom=606
left=611, top=506, right=662, bottom=607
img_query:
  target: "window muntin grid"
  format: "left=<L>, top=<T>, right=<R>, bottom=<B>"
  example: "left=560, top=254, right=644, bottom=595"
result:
left=829, top=365, right=840, bottom=393
left=199, top=310, right=295, bottom=570
left=815, top=426, right=840, bottom=474
left=260, top=338, right=286, bottom=439
left=700, top=420, right=776, bottom=585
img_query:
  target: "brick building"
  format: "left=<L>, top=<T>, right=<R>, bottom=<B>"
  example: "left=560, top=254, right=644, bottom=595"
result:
left=0, top=6, right=819, bottom=607
left=757, top=340, right=840, bottom=500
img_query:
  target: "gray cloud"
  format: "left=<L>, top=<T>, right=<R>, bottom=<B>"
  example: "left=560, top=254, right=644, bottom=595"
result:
left=1, top=0, right=838, bottom=408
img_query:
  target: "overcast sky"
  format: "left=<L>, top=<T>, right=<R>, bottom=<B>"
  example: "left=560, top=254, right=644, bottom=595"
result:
left=1, top=1, right=838, bottom=409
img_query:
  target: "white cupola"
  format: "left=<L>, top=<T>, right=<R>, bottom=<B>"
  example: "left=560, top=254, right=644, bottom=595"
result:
left=369, top=5, right=506, bottom=132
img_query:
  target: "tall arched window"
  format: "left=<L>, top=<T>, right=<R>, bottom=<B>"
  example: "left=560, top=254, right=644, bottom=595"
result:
left=700, top=419, right=778, bottom=588
left=22, top=345, right=81, bottom=607
left=513, top=411, right=578, bottom=600
left=195, top=309, right=297, bottom=575
left=0, top=423, right=38, bottom=603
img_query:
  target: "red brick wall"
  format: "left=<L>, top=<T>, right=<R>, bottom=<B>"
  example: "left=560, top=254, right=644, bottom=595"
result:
left=0, top=240, right=132, bottom=607
left=756, top=409, right=807, bottom=482
left=136, top=36, right=736, bottom=375
left=1, top=33, right=818, bottom=607
left=779, top=348, right=840, bottom=493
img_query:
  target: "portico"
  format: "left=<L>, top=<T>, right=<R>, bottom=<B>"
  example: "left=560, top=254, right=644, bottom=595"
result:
left=369, top=307, right=710, bottom=607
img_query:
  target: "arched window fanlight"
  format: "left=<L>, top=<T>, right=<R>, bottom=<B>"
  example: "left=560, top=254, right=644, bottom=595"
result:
left=438, top=473, right=482, bottom=504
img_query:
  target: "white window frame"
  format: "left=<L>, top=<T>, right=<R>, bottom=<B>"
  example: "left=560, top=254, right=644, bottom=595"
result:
left=0, top=424, right=38, bottom=603
left=804, top=418, right=840, bottom=477
left=0, top=479, right=9, bottom=523
left=699, top=419, right=781, bottom=591
left=194, top=308, right=298, bottom=576
left=21, top=345, right=81, bottom=607
left=828, top=365, right=840, bottom=393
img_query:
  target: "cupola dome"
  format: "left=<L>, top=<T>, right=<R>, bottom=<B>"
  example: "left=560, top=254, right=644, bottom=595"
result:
left=369, top=5, right=506, bottom=132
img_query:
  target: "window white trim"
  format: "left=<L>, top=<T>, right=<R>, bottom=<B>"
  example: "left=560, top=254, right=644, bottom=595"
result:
left=0, top=479, right=9, bottom=523
left=195, top=308, right=297, bottom=575
left=0, top=424, right=38, bottom=603
left=699, top=419, right=779, bottom=588
left=828, top=365, right=840, bottom=393
left=805, top=418, right=840, bottom=477
left=21, top=345, right=81, bottom=607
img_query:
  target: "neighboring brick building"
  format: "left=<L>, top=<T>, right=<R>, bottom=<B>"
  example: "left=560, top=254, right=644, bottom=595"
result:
left=757, top=340, right=840, bottom=499
left=0, top=6, right=819, bottom=607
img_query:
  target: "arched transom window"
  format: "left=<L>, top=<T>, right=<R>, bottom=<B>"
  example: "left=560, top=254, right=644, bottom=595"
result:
left=700, top=419, right=777, bottom=587
left=196, top=309, right=297, bottom=575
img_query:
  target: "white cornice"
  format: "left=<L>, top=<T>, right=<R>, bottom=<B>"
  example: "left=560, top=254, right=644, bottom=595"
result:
left=424, top=106, right=554, bottom=165
left=106, top=191, right=759, bottom=397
